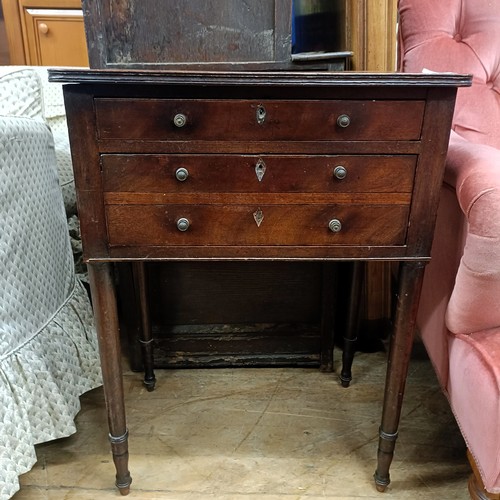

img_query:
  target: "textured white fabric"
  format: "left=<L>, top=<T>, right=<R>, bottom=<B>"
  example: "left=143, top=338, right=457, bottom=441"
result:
left=34, top=67, right=76, bottom=215
left=0, top=112, right=102, bottom=497
left=1, top=66, right=77, bottom=215
left=0, top=68, right=43, bottom=120
left=48, top=115, right=76, bottom=215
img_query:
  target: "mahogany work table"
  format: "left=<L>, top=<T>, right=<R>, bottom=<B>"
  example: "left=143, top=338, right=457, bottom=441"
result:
left=50, top=69, right=470, bottom=494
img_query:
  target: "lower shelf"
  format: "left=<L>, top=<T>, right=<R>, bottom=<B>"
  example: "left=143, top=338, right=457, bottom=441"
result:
left=127, top=323, right=323, bottom=370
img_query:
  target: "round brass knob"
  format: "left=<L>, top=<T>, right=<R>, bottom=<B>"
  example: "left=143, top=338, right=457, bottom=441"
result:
left=38, top=22, right=49, bottom=35
left=175, top=167, right=189, bottom=181
left=333, top=166, right=347, bottom=180
left=173, top=113, right=187, bottom=128
left=329, top=219, right=342, bottom=233
left=337, top=114, right=351, bottom=128
left=176, top=217, right=190, bottom=231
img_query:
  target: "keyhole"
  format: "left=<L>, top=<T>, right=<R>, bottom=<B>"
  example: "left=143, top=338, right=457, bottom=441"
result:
left=256, top=105, right=266, bottom=124
left=255, top=158, right=266, bottom=181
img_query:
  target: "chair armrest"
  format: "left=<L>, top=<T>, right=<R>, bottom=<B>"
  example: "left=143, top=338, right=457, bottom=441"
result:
left=445, top=132, right=500, bottom=333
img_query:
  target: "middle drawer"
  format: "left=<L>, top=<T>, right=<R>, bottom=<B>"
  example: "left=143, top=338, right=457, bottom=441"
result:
left=101, top=154, right=417, bottom=194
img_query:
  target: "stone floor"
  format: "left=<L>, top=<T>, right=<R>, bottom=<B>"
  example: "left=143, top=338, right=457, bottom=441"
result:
left=14, top=344, right=471, bottom=499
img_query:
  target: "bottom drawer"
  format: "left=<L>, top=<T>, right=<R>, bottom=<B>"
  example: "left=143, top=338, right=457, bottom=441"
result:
left=106, top=204, right=409, bottom=247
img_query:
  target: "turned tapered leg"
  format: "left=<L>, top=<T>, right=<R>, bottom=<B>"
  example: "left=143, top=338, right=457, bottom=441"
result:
left=88, top=262, right=132, bottom=495
left=340, top=261, right=363, bottom=387
left=374, top=261, right=426, bottom=492
left=132, top=262, right=156, bottom=391
left=320, top=263, right=337, bottom=372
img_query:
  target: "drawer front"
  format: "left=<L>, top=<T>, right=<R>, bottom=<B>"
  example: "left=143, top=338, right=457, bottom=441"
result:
left=101, top=154, right=417, bottom=194
left=95, top=99, right=425, bottom=142
left=105, top=204, right=409, bottom=247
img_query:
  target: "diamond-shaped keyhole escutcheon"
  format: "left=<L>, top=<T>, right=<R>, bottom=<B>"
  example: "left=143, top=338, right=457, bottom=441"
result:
left=255, top=158, right=266, bottom=182
left=253, top=208, right=264, bottom=227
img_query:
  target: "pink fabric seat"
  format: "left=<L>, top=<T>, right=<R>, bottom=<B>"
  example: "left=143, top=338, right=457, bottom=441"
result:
left=398, top=0, right=500, bottom=494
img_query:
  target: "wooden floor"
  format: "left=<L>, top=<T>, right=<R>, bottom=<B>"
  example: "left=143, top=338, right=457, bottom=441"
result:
left=14, top=344, right=471, bottom=499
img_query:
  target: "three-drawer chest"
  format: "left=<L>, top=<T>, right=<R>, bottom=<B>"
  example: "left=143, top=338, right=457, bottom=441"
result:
left=49, top=69, right=470, bottom=494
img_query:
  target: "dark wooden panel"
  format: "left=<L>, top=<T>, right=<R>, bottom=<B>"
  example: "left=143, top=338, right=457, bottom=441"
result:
left=97, top=140, right=422, bottom=156
left=82, top=0, right=293, bottom=69
left=107, top=244, right=409, bottom=261
left=104, top=193, right=411, bottom=205
left=150, top=261, right=322, bottom=325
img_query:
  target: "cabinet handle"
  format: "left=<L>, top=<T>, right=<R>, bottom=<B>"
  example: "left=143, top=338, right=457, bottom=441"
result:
left=173, top=113, right=187, bottom=127
left=175, top=167, right=189, bottom=181
left=337, top=114, right=351, bottom=128
left=176, top=217, right=190, bottom=231
left=38, top=23, right=49, bottom=35
left=333, top=165, right=347, bottom=180
left=329, top=219, right=342, bottom=233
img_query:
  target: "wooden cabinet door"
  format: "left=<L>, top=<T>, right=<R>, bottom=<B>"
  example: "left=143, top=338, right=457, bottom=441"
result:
left=23, top=7, right=88, bottom=66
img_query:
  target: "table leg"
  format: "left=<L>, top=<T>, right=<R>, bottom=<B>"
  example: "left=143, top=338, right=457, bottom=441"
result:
left=320, top=262, right=337, bottom=372
left=88, top=262, right=132, bottom=495
left=132, top=262, right=156, bottom=391
left=374, top=261, right=426, bottom=492
left=340, top=261, right=363, bottom=387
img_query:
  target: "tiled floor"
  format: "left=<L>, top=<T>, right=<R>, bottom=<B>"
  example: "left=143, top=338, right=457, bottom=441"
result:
left=14, top=344, right=471, bottom=499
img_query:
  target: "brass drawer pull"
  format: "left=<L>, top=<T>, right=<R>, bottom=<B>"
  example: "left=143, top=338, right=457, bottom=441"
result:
left=329, top=219, right=342, bottom=233
left=337, top=114, right=351, bottom=128
left=173, top=113, right=187, bottom=127
left=333, top=165, right=347, bottom=180
left=175, top=167, right=189, bottom=181
left=176, top=217, right=190, bottom=231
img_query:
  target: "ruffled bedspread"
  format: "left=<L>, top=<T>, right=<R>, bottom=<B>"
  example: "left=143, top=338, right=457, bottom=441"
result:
left=0, top=115, right=102, bottom=499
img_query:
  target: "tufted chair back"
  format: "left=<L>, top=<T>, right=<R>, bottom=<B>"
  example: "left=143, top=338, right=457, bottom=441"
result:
left=399, top=0, right=500, bottom=336
left=399, top=0, right=500, bottom=149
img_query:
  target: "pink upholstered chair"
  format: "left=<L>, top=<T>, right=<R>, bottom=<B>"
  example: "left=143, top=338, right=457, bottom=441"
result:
left=398, top=0, right=500, bottom=497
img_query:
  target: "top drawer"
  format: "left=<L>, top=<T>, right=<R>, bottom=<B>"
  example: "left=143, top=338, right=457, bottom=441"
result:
left=95, top=99, right=425, bottom=142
